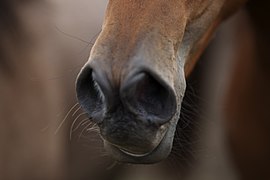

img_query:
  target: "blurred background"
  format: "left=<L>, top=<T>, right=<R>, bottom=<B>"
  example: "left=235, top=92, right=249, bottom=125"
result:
left=0, top=1, right=269, bottom=180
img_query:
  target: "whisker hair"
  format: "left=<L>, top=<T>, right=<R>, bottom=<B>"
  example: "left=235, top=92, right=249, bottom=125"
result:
left=54, top=103, right=79, bottom=135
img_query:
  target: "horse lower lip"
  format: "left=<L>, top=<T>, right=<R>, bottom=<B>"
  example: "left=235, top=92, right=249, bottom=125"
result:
left=118, top=148, right=152, bottom=158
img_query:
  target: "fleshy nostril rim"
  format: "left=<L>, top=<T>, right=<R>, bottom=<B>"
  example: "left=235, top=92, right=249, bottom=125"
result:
left=75, top=65, right=105, bottom=123
left=120, top=72, right=177, bottom=125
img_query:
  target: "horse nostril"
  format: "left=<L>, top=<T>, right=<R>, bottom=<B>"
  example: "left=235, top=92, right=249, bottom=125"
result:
left=76, top=66, right=105, bottom=123
left=121, top=72, right=177, bottom=125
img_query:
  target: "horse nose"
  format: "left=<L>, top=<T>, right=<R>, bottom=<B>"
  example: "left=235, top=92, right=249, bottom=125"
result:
left=76, top=65, right=177, bottom=125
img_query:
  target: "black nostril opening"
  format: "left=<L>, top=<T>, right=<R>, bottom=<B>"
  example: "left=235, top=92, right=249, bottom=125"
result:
left=121, top=73, right=177, bottom=125
left=76, top=66, right=104, bottom=123
left=136, top=74, right=167, bottom=114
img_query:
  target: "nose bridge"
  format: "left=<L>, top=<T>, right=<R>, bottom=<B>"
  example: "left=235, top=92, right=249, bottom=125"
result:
left=87, top=0, right=187, bottom=89
left=88, top=33, right=144, bottom=92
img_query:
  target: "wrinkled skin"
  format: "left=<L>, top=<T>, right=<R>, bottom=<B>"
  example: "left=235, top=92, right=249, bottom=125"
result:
left=76, top=0, right=246, bottom=164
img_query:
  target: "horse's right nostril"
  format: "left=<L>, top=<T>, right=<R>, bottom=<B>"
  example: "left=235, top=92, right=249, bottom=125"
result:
left=76, top=66, right=105, bottom=123
left=121, top=72, right=177, bottom=126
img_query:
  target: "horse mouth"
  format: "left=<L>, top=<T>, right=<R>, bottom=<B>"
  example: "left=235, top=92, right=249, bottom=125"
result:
left=102, top=124, right=174, bottom=164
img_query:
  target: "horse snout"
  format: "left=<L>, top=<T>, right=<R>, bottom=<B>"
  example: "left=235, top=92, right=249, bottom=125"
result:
left=76, top=63, right=178, bottom=160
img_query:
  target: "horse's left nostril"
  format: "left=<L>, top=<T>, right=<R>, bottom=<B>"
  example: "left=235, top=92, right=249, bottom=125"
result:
left=121, top=72, right=177, bottom=125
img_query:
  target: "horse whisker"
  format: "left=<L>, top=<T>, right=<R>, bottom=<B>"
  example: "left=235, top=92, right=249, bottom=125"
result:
left=70, top=116, right=89, bottom=140
left=54, top=103, right=79, bottom=135
left=72, top=106, right=82, bottom=117
left=70, top=112, right=88, bottom=130
left=78, top=123, right=94, bottom=140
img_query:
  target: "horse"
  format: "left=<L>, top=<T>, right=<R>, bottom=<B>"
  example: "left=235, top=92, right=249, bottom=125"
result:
left=76, top=0, right=270, bottom=179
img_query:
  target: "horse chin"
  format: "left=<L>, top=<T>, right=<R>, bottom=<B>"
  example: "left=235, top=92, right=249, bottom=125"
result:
left=103, top=121, right=177, bottom=164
